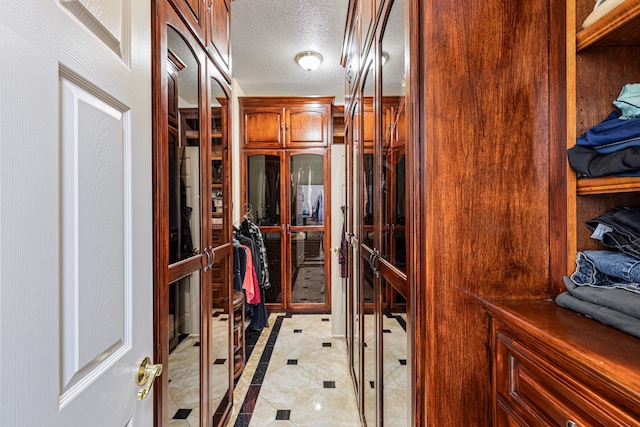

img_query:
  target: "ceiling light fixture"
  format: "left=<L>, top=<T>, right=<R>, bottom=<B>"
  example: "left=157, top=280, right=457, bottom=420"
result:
left=295, top=51, right=323, bottom=71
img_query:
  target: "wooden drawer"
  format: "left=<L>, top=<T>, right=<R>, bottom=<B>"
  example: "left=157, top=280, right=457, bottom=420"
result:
left=495, top=329, right=640, bottom=427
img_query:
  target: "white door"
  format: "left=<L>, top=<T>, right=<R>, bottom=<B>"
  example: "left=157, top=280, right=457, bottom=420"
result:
left=0, top=1, right=154, bottom=426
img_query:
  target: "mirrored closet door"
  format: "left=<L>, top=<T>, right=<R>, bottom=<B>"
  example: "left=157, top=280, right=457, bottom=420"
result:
left=154, top=2, right=234, bottom=425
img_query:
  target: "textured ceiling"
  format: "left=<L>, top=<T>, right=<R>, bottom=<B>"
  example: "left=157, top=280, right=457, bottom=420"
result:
left=230, top=0, right=349, bottom=104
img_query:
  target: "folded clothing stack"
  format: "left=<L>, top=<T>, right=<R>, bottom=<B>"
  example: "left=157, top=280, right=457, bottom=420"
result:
left=568, top=83, right=640, bottom=177
left=557, top=207, right=640, bottom=338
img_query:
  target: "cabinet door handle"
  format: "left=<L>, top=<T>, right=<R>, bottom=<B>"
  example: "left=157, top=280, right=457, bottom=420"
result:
left=203, top=248, right=211, bottom=271
left=208, top=246, right=215, bottom=268
left=285, top=123, right=289, bottom=131
left=566, top=422, right=578, bottom=427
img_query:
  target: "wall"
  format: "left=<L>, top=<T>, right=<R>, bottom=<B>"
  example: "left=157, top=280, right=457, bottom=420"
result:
left=231, top=78, right=245, bottom=222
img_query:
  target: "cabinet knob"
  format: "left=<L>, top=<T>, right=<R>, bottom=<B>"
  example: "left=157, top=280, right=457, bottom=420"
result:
left=566, top=421, right=578, bottom=427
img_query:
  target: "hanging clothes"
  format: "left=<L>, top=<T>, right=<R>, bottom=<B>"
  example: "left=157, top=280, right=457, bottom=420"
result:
left=239, top=244, right=261, bottom=305
left=236, top=219, right=270, bottom=330
left=339, top=205, right=348, bottom=278
left=240, top=218, right=271, bottom=290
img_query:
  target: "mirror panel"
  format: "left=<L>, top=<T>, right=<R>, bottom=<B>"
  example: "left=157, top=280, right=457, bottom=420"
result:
left=380, top=0, right=409, bottom=424
left=382, top=281, right=409, bottom=427
left=167, top=273, right=201, bottom=424
left=210, top=77, right=231, bottom=425
left=362, top=67, right=375, bottom=250
left=167, top=25, right=202, bottom=265
left=166, top=24, right=202, bottom=424
left=363, top=259, right=376, bottom=425
left=350, top=104, right=362, bottom=392
left=380, top=0, right=406, bottom=272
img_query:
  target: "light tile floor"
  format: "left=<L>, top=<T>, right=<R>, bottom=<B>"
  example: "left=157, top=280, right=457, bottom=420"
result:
left=228, top=313, right=362, bottom=427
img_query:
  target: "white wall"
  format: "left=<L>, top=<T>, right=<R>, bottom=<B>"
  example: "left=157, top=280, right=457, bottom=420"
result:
left=231, top=78, right=245, bottom=223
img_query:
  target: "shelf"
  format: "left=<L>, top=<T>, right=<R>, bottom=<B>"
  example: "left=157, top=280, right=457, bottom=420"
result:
left=577, top=0, right=640, bottom=51
left=576, top=176, right=640, bottom=195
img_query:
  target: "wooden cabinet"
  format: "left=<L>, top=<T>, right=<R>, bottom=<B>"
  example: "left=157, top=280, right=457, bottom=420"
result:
left=486, top=300, right=640, bottom=427
left=333, top=105, right=345, bottom=145
left=239, top=97, right=333, bottom=313
left=206, top=0, right=231, bottom=75
left=169, top=0, right=207, bottom=41
left=239, top=97, right=333, bottom=149
left=168, top=0, right=230, bottom=77
left=232, top=290, right=246, bottom=379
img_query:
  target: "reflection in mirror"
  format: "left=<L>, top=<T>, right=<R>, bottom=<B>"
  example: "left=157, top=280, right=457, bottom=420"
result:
left=350, top=105, right=361, bottom=391
left=362, top=67, right=375, bottom=249
left=363, top=258, right=376, bottom=425
left=167, top=273, right=201, bottom=423
left=382, top=281, right=408, bottom=426
left=210, top=77, right=231, bottom=425
left=166, top=25, right=202, bottom=424
left=380, top=0, right=406, bottom=273
left=361, top=65, right=376, bottom=425
left=167, top=25, right=201, bottom=265
left=380, top=0, right=408, bottom=424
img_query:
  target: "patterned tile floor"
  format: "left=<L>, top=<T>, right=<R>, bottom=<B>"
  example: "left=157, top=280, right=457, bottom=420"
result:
left=166, top=311, right=409, bottom=426
left=228, top=313, right=362, bottom=427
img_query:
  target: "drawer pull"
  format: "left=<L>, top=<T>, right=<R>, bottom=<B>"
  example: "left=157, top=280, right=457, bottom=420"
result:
left=566, top=421, right=578, bottom=427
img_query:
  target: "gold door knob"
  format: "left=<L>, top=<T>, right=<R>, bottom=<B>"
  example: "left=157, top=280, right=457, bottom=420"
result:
left=136, top=356, right=163, bottom=400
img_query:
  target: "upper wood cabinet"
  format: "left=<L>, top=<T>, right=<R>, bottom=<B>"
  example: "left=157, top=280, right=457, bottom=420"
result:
left=239, top=97, right=333, bottom=149
left=169, top=0, right=207, bottom=41
left=168, top=0, right=231, bottom=76
left=206, top=0, right=231, bottom=75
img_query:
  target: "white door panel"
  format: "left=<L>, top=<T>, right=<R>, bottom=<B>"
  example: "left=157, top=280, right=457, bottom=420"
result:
left=0, top=0, right=152, bottom=425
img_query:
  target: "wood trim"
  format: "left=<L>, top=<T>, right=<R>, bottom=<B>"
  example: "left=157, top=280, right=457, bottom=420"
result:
left=151, top=0, right=168, bottom=424
left=549, top=0, right=568, bottom=298
left=576, top=1, right=640, bottom=50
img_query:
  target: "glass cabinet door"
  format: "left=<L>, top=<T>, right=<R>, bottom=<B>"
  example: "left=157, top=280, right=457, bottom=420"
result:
left=288, top=152, right=328, bottom=305
left=246, top=153, right=283, bottom=305
left=247, top=154, right=282, bottom=227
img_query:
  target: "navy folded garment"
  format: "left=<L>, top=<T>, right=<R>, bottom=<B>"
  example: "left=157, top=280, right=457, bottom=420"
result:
left=576, top=111, right=640, bottom=153
left=556, top=291, right=640, bottom=339
left=587, top=207, right=640, bottom=260
left=567, top=145, right=640, bottom=177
